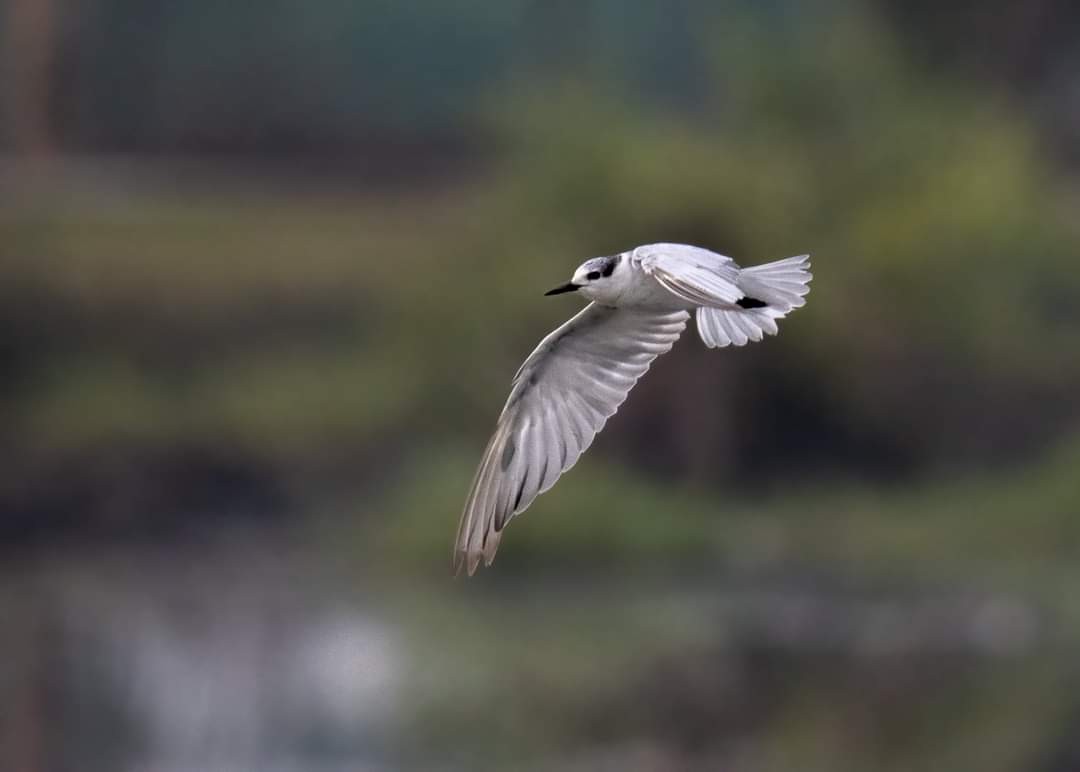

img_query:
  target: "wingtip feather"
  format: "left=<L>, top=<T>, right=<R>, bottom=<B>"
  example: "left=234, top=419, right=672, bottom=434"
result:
left=454, top=304, right=689, bottom=577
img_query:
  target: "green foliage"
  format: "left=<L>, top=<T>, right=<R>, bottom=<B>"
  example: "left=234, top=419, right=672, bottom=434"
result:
left=4, top=1, right=1078, bottom=527
left=4, top=4, right=1080, bottom=766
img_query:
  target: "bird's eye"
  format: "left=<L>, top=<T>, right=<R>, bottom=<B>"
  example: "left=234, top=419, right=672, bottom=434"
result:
left=586, top=271, right=601, bottom=281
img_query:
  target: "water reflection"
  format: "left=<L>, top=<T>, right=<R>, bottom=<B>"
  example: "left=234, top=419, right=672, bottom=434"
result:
left=31, top=544, right=401, bottom=771
left=9, top=541, right=1063, bottom=771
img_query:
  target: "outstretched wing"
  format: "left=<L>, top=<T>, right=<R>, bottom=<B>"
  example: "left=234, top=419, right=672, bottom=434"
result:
left=634, top=243, right=744, bottom=307
left=456, top=303, right=689, bottom=575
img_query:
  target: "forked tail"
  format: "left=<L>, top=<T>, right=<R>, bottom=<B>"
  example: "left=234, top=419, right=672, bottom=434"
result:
left=696, top=254, right=812, bottom=347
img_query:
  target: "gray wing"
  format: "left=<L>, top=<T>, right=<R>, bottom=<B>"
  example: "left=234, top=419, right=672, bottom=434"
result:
left=455, top=303, right=689, bottom=575
left=635, top=243, right=744, bottom=306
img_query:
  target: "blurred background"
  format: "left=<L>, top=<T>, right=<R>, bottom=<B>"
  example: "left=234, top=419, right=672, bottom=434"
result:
left=3, top=1, right=1080, bottom=770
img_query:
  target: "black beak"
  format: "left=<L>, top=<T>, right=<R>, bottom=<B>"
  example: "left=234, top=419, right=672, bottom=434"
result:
left=544, top=282, right=580, bottom=296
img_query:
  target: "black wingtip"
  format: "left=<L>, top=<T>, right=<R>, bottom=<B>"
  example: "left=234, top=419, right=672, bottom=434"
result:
left=737, top=296, right=768, bottom=309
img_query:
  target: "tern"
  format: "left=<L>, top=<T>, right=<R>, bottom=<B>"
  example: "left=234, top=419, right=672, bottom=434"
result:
left=456, top=243, right=811, bottom=575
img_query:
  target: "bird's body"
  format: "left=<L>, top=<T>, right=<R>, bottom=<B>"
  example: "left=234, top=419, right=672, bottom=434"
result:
left=456, top=243, right=812, bottom=575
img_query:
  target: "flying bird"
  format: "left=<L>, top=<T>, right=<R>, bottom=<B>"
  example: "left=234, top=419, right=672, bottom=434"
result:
left=456, top=243, right=811, bottom=575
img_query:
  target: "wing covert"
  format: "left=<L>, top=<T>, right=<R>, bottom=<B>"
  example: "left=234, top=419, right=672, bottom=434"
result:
left=635, top=243, right=744, bottom=306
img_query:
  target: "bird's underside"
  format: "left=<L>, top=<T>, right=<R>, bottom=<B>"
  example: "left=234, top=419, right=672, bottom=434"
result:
left=455, top=246, right=811, bottom=575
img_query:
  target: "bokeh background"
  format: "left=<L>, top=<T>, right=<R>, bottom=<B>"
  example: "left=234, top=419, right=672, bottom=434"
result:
left=4, top=1, right=1080, bottom=770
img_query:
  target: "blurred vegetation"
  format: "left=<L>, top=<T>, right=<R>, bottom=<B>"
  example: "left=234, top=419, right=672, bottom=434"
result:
left=5, top=3, right=1079, bottom=533
left=3, top=0, right=1080, bottom=769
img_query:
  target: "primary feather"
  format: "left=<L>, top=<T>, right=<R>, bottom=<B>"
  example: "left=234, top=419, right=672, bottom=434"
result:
left=456, top=244, right=811, bottom=575
left=455, top=304, right=688, bottom=575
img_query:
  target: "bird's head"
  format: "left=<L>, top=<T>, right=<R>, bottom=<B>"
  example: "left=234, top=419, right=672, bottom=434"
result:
left=544, top=254, right=624, bottom=301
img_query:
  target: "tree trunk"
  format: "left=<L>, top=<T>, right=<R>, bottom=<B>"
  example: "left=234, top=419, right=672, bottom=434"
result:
left=5, top=0, right=56, bottom=155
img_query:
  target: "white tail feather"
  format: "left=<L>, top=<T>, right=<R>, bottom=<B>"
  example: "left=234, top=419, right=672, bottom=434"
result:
left=696, top=254, right=811, bottom=348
